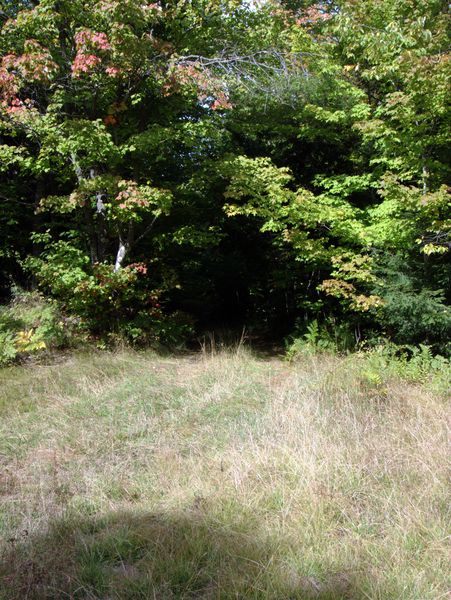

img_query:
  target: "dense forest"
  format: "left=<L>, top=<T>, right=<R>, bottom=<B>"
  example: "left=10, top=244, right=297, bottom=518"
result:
left=0, top=0, right=450, bottom=359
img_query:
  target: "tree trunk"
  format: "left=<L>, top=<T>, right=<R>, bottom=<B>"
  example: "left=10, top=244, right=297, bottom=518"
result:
left=114, top=223, right=134, bottom=272
left=70, top=155, right=99, bottom=264
left=114, top=239, right=128, bottom=272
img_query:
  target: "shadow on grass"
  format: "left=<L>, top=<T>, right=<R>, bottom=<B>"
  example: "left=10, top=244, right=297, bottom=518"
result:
left=1, top=509, right=373, bottom=600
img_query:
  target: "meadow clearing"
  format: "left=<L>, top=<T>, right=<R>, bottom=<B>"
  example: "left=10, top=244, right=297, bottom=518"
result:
left=0, top=348, right=449, bottom=599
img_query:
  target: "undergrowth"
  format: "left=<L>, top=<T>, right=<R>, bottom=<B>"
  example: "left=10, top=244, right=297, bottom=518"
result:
left=0, top=288, right=83, bottom=365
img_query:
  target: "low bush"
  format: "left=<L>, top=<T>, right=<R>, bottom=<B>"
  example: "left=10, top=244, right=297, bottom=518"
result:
left=24, top=237, right=194, bottom=349
left=355, top=343, right=450, bottom=392
left=285, top=318, right=357, bottom=358
left=0, top=289, right=82, bottom=365
left=286, top=321, right=450, bottom=393
left=0, top=288, right=194, bottom=364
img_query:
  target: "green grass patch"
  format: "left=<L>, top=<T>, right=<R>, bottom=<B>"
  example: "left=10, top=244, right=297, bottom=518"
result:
left=0, top=349, right=449, bottom=599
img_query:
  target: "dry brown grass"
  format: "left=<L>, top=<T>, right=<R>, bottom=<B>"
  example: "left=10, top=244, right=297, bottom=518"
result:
left=0, top=348, right=449, bottom=599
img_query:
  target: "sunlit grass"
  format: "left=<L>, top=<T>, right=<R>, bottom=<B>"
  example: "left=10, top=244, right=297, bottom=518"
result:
left=0, top=348, right=449, bottom=599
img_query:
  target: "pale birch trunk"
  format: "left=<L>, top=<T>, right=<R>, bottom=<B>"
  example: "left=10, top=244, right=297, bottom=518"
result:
left=114, top=239, right=128, bottom=272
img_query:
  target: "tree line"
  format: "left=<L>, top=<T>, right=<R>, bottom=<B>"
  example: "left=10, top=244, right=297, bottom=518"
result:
left=0, top=0, right=449, bottom=353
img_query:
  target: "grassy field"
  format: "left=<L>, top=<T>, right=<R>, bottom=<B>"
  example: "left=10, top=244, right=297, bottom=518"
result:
left=0, top=348, right=449, bottom=599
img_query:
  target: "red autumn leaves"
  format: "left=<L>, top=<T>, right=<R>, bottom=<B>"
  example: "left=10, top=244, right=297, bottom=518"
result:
left=0, top=40, right=57, bottom=112
left=71, top=29, right=118, bottom=77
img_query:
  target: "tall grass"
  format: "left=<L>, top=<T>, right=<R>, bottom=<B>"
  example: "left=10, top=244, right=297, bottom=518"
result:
left=0, top=348, right=449, bottom=599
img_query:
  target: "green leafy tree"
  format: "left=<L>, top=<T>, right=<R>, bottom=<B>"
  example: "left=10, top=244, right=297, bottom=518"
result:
left=0, top=0, right=448, bottom=349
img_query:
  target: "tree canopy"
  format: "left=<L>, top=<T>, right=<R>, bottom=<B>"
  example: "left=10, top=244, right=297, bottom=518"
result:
left=0, top=0, right=449, bottom=352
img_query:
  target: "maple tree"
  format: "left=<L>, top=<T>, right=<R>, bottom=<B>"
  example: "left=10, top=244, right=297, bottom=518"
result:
left=0, top=0, right=449, bottom=350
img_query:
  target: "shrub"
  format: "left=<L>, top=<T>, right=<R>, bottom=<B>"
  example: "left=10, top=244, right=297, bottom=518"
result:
left=285, top=318, right=356, bottom=358
left=0, top=330, right=16, bottom=365
left=24, top=238, right=143, bottom=332
left=0, top=289, right=79, bottom=365
left=286, top=323, right=450, bottom=393
left=120, top=309, right=194, bottom=348
left=373, top=254, right=450, bottom=354
left=25, top=237, right=193, bottom=347
left=356, top=343, right=450, bottom=393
